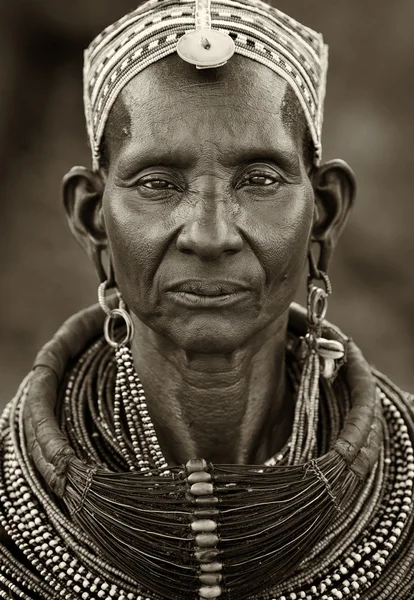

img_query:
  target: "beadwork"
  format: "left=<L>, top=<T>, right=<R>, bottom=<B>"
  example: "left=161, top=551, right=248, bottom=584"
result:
left=84, top=0, right=328, bottom=170
left=0, top=303, right=413, bottom=599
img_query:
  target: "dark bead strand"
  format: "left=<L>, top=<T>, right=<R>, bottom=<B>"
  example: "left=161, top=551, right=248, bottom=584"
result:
left=98, top=345, right=120, bottom=434
left=77, top=342, right=108, bottom=462
left=317, top=380, right=330, bottom=456
left=323, top=378, right=341, bottom=451
left=268, top=385, right=412, bottom=599
left=83, top=342, right=114, bottom=460
left=361, top=383, right=414, bottom=600
left=12, top=397, right=147, bottom=600
left=295, top=457, right=381, bottom=580
left=71, top=344, right=100, bottom=460
left=62, top=341, right=126, bottom=471
left=65, top=346, right=98, bottom=460
left=63, top=374, right=84, bottom=459
left=2, top=321, right=414, bottom=599
left=395, top=548, right=414, bottom=599
left=0, top=543, right=59, bottom=600
left=0, top=445, right=69, bottom=598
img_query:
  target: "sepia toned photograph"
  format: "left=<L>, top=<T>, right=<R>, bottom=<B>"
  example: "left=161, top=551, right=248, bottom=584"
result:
left=1, top=1, right=413, bottom=598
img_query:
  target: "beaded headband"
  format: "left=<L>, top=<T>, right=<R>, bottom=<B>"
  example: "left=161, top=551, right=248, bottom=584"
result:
left=84, top=0, right=328, bottom=170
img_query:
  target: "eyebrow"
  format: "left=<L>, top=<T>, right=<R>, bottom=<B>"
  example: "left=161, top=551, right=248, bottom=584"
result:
left=115, top=141, right=301, bottom=180
left=220, top=146, right=301, bottom=173
left=116, top=148, right=197, bottom=179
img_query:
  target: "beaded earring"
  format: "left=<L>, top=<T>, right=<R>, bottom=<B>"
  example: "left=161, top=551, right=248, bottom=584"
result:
left=97, top=281, right=169, bottom=472
left=288, top=270, right=346, bottom=464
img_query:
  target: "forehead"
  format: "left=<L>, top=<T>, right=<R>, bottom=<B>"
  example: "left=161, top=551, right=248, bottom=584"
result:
left=105, top=54, right=299, bottom=165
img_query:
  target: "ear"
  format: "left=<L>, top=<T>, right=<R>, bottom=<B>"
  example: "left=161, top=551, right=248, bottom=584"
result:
left=62, top=166, right=108, bottom=282
left=310, top=159, right=356, bottom=273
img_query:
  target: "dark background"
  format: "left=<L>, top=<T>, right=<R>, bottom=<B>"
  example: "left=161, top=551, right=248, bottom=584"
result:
left=1, top=1, right=414, bottom=409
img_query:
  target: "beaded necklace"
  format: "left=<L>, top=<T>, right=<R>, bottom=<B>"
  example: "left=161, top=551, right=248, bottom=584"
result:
left=0, top=304, right=414, bottom=600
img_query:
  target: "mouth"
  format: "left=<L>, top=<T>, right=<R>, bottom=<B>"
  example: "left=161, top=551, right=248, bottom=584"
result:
left=167, top=280, right=251, bottom=308
left=169, top=280, right=248, bottom=295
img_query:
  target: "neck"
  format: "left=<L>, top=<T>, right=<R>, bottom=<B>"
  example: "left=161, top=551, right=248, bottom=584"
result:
left=130, top=314, right=294, bottom=466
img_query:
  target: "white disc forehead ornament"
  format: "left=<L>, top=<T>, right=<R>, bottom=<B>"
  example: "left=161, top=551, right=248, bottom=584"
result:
left=176, top=0, right=235, bottom=69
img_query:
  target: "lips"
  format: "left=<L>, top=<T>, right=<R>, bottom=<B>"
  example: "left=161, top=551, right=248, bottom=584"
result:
left=168, top=280, right=248, bottom=296
left=167, top=279, right=251, bottom=308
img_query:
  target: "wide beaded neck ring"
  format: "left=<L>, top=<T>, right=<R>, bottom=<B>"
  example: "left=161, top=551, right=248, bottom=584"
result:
left=83, top=0, right=329, bottom=171
left=176, top=0, right=236, bottom=68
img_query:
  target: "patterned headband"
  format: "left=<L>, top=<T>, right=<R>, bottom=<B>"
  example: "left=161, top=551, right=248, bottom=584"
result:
left=84, top=0, right=328, bottom=170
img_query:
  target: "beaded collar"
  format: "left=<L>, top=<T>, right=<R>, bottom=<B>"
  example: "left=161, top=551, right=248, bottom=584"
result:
left=0, top=304, right=414, bottom=599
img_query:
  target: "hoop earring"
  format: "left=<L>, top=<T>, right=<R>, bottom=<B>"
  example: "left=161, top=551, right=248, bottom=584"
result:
left=98, top=280, right=135, bottom=348
left=288, top=271, right=345, bottom=465
left=97, top=282, right=168, bottom=472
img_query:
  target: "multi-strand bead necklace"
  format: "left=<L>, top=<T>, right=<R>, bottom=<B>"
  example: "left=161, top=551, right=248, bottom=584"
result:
left=0, top=303, right=414, bottom=600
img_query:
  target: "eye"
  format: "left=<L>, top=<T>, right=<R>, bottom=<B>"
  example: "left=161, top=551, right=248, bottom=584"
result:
left=141, top=178, right=175, bottom=190
left=245, top=174, right=277, bottom=186
left=237, top=169, right=283, bottom=189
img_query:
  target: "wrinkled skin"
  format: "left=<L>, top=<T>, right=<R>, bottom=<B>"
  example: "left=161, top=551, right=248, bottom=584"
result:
left=64, top=54, right=355, bottom=464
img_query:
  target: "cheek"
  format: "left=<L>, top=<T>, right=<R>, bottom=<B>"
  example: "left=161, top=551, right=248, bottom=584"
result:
left=102, top=188, right=173, bottom=310
left=250, top=186, right=314, bottom=300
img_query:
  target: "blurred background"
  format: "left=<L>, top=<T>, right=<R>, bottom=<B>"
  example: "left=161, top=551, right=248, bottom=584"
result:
left=1, top=1, right=414, bottom=409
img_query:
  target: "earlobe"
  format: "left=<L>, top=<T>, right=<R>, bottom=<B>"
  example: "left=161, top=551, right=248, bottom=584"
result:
left=62, top=166, right=108, bottom=281
left=310, top=159, right=356, bottom=273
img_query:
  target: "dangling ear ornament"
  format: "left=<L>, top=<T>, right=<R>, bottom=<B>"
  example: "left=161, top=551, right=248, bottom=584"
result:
left=300, top=271, right=346, bottom=382
left=98, top=280, right=135, bottom=348
left=289, top=270, right=347, bottom=463
left=176, top=0, right=235, bottom=69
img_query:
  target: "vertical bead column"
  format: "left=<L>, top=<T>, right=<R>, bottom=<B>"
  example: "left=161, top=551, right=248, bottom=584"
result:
left=185, top=459, right=223, bottom=599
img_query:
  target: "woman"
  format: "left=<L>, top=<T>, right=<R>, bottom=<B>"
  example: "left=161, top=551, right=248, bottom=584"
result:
left=1, top=0, right=413, bottom=598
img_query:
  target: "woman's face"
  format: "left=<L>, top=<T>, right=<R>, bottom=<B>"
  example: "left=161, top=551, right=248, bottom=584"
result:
left=102, top=54, right=315, bottom=353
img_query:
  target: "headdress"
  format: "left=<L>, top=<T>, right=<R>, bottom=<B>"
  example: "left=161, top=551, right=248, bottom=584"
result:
left=84, top=0, right=328, bottom=170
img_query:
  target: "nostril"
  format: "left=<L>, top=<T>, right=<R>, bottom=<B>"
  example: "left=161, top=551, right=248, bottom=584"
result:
left=176, top=216, right=243, bottom=260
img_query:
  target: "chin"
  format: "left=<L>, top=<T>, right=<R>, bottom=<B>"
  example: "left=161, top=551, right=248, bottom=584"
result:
left=162, top=315, right=256, bottom=355
left=177, top=336, right=242, bottom=355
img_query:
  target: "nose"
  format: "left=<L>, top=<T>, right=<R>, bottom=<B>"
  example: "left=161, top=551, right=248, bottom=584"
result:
left=176, top=196, right=243, bottom=260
